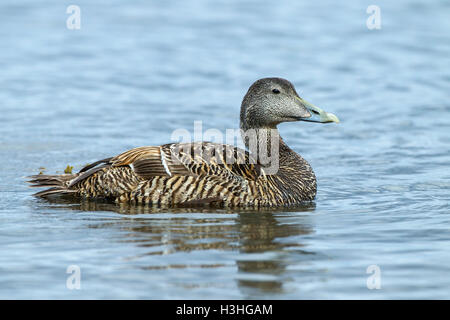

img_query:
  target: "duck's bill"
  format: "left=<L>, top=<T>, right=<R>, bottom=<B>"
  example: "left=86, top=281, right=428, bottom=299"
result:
left=297, top=97, right=340, bottom=123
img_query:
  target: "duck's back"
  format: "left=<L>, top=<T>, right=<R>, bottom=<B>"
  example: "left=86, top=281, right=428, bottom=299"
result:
left=29, top=138, right=317, bottom=207
left=29, top=142, right=264, bottom=206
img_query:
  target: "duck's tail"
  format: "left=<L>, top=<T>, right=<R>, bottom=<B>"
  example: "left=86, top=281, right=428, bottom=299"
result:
left=27, top=174, right=79, bottom=197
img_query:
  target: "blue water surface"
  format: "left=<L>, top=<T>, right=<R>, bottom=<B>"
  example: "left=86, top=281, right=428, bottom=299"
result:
left=0, top=0, right=449, bottom=299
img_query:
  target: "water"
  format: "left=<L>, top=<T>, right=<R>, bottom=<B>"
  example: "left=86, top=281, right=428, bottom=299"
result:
left=0, top=0, right=449, bottom=299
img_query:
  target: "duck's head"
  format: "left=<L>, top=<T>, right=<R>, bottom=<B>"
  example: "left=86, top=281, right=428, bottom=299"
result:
left=240, top=77, right=339, bottom=130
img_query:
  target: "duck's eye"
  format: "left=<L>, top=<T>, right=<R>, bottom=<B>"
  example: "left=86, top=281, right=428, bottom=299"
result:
left=272, top=89, right=280, bottom=94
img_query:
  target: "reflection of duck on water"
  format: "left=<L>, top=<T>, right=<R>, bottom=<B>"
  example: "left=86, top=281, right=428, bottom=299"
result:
left=29, top=78, right=338, bottom=207
left=38, top=196, right=315, bottom=295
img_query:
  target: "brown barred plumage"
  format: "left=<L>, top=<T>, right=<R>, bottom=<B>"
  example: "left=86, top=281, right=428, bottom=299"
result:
left=28, top=78, right=338, bottom=207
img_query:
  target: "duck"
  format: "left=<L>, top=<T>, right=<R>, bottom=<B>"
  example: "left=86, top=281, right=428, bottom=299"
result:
left=28, top=78, right=339, bottom=207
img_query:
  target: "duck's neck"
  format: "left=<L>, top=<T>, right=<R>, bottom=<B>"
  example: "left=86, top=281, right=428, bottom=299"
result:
left=239, top=125, right=302, bottom=175
left=240, top=125, right=316, bottom=202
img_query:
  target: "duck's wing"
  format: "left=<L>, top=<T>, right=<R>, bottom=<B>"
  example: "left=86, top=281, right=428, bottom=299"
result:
left=112, top=142, right=261, bottom=181
left=71, top=142, right=261, bottom=187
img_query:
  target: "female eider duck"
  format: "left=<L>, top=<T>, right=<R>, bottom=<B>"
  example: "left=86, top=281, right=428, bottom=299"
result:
left=29, top=78, right=339, bottom=207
